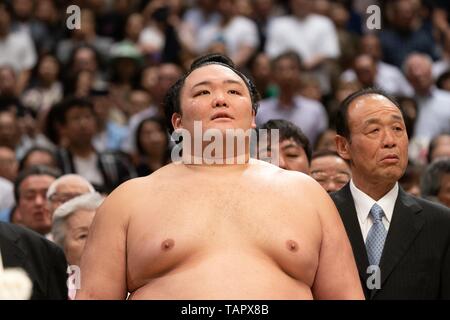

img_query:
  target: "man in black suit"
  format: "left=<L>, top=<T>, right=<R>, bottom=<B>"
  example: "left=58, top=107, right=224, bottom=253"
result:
left=0, top=221, right=68, bottom=299
left=332, top=88, right=450, bottom=299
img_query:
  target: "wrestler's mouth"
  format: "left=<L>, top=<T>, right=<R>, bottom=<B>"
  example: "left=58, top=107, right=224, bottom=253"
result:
left=211, top=112, right=234, bottom=120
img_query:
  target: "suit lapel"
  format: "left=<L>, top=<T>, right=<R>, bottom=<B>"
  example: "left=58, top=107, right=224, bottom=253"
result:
left=371, top=188, right=424, bottom=298
left=333, top=184, right=370, bottom=285
left=0, top=224, right=27, bottom=269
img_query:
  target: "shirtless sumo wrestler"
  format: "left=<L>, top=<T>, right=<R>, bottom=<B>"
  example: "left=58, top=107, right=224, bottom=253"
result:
left=76, top=54, right=364, bottom=300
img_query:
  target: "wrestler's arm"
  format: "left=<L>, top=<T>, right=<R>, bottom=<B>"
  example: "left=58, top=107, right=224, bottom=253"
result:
left=308, top=180, right=365, bottom=300
left=75, top=181, right=134, bottom=300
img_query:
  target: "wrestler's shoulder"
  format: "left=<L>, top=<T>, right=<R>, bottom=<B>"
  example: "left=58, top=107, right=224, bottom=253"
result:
left=248, top=158, right=317, bottom=185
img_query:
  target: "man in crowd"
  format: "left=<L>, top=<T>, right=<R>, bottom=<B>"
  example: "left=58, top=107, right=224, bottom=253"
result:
left=258, top=119, right=311, bottom=174
left=332, top=88, right=450, bottom=299
left=310, top=149, right=351, bottom=193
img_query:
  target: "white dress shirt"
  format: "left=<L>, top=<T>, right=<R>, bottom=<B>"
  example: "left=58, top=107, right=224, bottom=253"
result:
left=349, top=179, right=399, bottom=242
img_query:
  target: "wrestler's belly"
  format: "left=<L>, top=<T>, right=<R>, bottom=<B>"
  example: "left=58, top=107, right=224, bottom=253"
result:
left=127, top=251, right=314, bottom=300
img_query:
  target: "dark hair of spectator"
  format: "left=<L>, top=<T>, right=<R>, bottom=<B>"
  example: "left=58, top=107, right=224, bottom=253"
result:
left=14, top=165, right=61, bottom=202
left=436, top=70, right=450, bottom=90
left=420, top=158, right=450, bottom=201
left=54, top=96, right=95, bottom=125
left=336, top=87, right=401, bottom=139
left=0, top=96, right=26, bottom=118
left=19, top=146, right=57, bottom=172
left=427, top=134, right=450, bottom=164
left=312, top=149, right=348, bottom=164
left=271, top=50, right=303, bottom=70
left=163, top=53, right=261, bottom=133
left=259, top=119, right=312, bottom=163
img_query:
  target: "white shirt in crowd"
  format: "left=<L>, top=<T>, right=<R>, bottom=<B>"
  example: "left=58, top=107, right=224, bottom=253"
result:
left=0, top=30, right=37, bottom=72
left=341, top=61, right=414, bottom=97
left=350, top=179, right=398, bottom=242
left=73, top=154, right=104, bottom=187
left=265, top=13, right=340, bottom=63
left=196, top=16, right=259, bottom=58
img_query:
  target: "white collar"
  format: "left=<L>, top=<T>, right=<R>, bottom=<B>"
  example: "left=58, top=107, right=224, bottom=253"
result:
left=350, top=179, right=399, bottom=225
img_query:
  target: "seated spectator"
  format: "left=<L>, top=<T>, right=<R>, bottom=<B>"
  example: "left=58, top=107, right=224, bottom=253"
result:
left=134, top=117, right=171, bottom=177
left=52, top=192, right=103, bottom=266
left=91, top=89, right=128, bottom=153
left=247, top=52, right=277, bottom=99
left=427, top=134, right=450, bottom=164
left=436, top=69, right=450, bottom=92
left=13, top=165, right=61, bottom=236
left=195, top=0, right=259, bottom=68
left=340, top=34, right=413, bottom=97
left=258, top=119, right=311, bottom=174
left=0, top=2, right=37, bottom=95
left=421, top=158, right=450, bottom=207
left=313, top=128, right=337, bottom=152
left=404, top=53, right=450, bottom=160
left=0, top=146, right=18, bottom=182
left=21, top=54, right=63, bottom=113
left=310, top=149, right=351, bottom=193
left=256, top=51, right=328, bottom=145
left=379, top=0, right=436, bottom=68
left=399, top=162, right=423, bottom=197
left=46, top=174, right=95, bottom=221
left=19, top=146, right=58, bottom=171
left=53, top=97, right=135, bottom=193
left=265, top=0, right=340, bottom=93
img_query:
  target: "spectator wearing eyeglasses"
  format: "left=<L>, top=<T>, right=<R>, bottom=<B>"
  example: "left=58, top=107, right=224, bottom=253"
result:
left=46, top=174, right=95, bottom=223
left=310, top=149, right=351, bottom=193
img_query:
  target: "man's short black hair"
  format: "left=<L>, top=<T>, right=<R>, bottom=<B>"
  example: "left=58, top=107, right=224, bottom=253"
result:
left=259, top=119, right=312, bottom=163
left=19, top=146, right=57, bottom=171
left=163, top=53, right=261, bottom=134
left=53, top=96, right=95, bottom=125
left=271, top=50, right=303, bottom=70
left=336, top=87, right=401, bottom=139
left=14, top=165, right=61, bottom=202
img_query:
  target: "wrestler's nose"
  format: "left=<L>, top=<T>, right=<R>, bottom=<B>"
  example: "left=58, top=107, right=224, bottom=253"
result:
left=212, top=92, right=227, bottom=107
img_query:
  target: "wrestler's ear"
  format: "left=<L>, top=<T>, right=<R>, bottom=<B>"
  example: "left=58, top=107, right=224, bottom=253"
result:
left=251, top=109, right=256, bottom=129
left=335, top=134, right=351, bottom=161
left=172, top=113, right=182, bottom=129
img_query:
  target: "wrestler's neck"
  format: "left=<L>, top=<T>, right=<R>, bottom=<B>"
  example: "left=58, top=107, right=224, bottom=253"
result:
left=183, top=149, right=252, bottom=169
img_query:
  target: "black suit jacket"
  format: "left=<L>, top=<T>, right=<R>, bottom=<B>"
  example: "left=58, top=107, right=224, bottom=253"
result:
left=331, top=183, right=450, bottom=299
left=0, top=222, right=68, bottom=300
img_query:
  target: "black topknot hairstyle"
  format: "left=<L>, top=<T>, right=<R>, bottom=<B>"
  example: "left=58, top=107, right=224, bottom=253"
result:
left=163, top=53, right=261, bottom=133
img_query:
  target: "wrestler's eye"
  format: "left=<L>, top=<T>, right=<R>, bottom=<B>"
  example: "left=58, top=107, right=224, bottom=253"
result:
left=228, top=89, right=241, bottom=95
left=194, top=90, right=210, bottom=97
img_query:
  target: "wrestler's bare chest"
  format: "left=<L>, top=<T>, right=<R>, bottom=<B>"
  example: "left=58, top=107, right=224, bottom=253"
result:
left=124, top=173, right=322, bottom=297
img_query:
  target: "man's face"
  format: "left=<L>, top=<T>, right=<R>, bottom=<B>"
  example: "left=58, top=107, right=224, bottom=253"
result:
left=17, top=175, right=55, bottom=235
left=354, top=56, right=376, bottom=87
left=337, top=94, right=409, bottom=186
left=64, top=209, right=95, bottom=266
left=273, top=57, right=301, bottom=90
left=0, top=147, right=18, bottom=181
left=63, top=107, right=97, bottom=145
left=0, top=111, right=19, bottom=149
left=406, top=56, right=433, bottom=95
left=48, top=179, right=93, bottom=215
left=438, top=174, right=450, bottom=208
left=174, top=64, right=256, bottom=134
left=310, top=155, right=351, bottom=192
left=260, top=138, right=309, bottom=174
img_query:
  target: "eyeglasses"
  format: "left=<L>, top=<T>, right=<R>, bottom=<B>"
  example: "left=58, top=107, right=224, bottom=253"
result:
left=48, top=192, right=83, bottom=203
left=311, top=172, right=350, bottom=185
